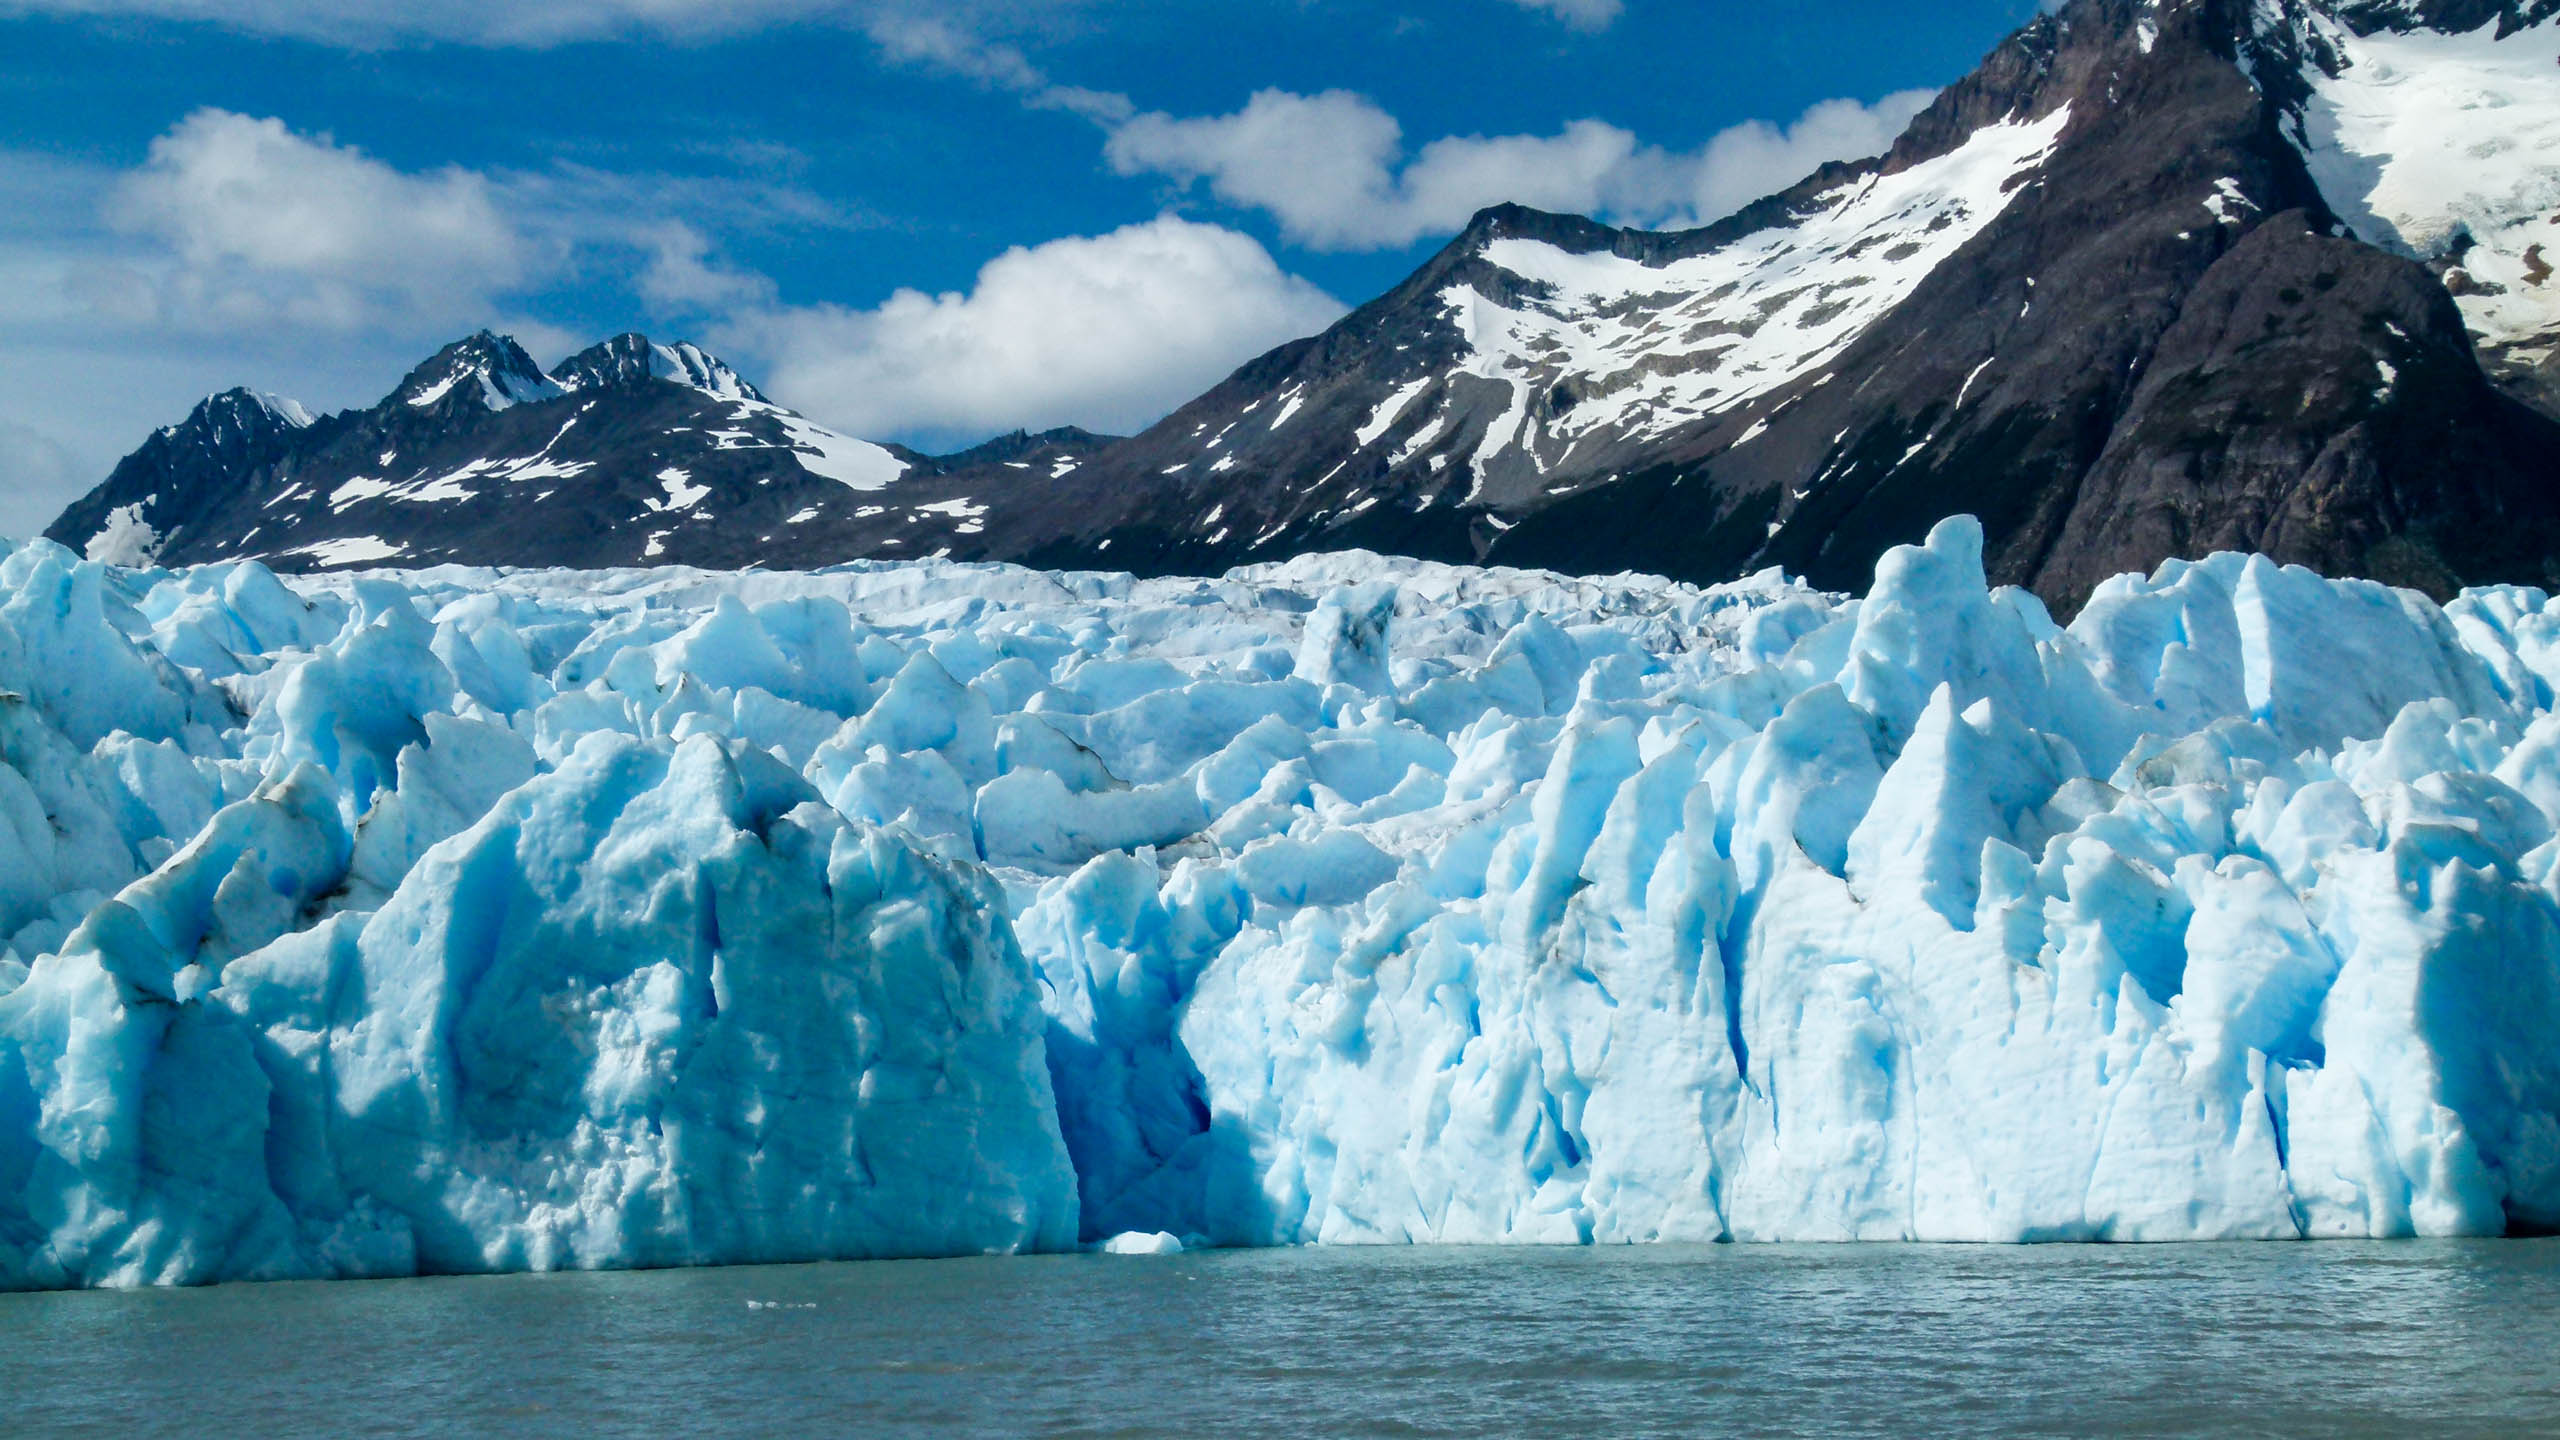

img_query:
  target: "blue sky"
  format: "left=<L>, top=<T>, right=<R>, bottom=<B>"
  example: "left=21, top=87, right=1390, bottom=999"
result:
left=0, top=0, right=2051, bottom=533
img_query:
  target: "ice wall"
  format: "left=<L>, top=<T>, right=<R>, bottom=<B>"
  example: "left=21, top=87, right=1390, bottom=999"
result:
left=2, top=518, right=2556, bottom=1287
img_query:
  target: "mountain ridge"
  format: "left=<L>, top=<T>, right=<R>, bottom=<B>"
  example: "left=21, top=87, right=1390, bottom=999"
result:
left=977, top=0, right=2560, bottom=611
left=44, top=330, right=1126, bottom=574
left=43, top=0, right=2560, bottom=614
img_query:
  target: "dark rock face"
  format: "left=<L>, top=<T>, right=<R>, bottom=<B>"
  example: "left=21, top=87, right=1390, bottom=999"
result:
left=2254, top=0, right=2560, bottom=431
left=49, top=389, right=314, bottom=566
left=47, top=0, right=2560, bottom=606
left=2038, top=211, right=2560, bottom=605
left=888, top=427, right=1124, bottom=480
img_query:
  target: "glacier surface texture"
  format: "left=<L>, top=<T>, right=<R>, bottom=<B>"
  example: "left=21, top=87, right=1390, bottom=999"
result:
left=1, top=515, right=2556, bottom=1288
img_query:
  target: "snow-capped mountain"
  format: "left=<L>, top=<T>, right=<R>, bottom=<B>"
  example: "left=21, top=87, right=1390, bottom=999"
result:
left=46, top=0, right=2560, bottom=606
left=45, top=332, right=1116, bottom=573
left=65, top=388, right=316, bottom=568
left=976, top=0, right=2560, bottom=610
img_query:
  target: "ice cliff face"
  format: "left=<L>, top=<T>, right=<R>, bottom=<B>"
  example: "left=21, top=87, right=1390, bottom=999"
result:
left=0, top=550, right=1075, bottom=1288
left=2, top=526, right=2557, bottom=1288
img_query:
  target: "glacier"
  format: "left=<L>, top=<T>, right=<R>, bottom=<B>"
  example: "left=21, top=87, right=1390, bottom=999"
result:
left=1, top=515, right=2556, bottom=1288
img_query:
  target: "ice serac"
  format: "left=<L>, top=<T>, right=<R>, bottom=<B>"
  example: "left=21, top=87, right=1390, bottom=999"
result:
left=0, top=552, right=1077, bottom=1287
left=308, top=732, right=1075, bottom=1278
left=5, top=521, right=2560, bottom=1289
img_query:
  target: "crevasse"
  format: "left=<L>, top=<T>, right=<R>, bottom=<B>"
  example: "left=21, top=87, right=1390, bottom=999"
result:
left=1, top=515, right=2554, bottom=1289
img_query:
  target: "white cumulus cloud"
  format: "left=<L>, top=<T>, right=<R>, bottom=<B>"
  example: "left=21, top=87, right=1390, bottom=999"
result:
left=1683, top=92, right=1942, bottom=223
left=1106, top=91, right=1409, bottom=252
left=1107, top=87, right=1940, bottom=251
left=730, top=216, right=1345, bottom=443
left=105, top=109, right=531, bottom=331
left=1, top=109, right=1349, bottom=515
left=79, top=109, right=866, bottom=339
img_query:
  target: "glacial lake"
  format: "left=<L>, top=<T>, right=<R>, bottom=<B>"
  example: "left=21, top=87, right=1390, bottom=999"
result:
left=7, top=1242, right=2557, bottom=1438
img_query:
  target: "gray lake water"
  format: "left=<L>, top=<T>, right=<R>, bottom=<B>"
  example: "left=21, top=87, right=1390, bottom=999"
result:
left=7, top=1242, right=2558, bottom=1438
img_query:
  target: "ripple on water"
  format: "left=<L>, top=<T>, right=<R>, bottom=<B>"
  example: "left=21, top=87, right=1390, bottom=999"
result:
left=5, top=1242, right=2559, bottom=1439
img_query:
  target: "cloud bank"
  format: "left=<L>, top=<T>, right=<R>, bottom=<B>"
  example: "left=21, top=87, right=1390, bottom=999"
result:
left=89, top=112, right=1345, bottom=444
left=0, top=110, right=1348, bottom=533
left=727, top=217, right=1346, bottom=443
left=6, top=0, right=1605, bottom=45
left=1107, top=87, right=1939, bottom=250
left=104, top=109, right=529, bottom=331
left=0, top=0, right=1950, bottom=535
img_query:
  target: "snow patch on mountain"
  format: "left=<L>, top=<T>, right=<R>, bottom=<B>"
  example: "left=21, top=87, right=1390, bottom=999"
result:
left=651, top=468, right=711, bottom=512
left=775, top=412, right=910, bottom=492
left=646, top=341, right=762, bottom=403
left=250, top=392, right=316, bottom=429
left=2288, top=10, right=2560, bottom=352
left=287, top=536, right=407, bottom=568
left=1356, top=380, right=1435, bottom=449
left=1441, top=106, right=2072, bottom=452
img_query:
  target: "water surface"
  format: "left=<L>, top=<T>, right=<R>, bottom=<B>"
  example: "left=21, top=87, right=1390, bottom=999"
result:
left=9, top=1242, right=2557, bottom=1438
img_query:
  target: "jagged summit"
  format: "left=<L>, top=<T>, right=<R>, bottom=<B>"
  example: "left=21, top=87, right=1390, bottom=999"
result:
left=41, top=331, right=1006, bottom=571
left=234, top=389, right=315, bottom=430
left=393, top=331, right=565, bottom=414
left=892, top=425, right=1128, bottom=478
left=376, top=330, right=768, bottom=421
left=550, top=333, right=768, bottom=404
left=160, top=387, right=314, bottom=441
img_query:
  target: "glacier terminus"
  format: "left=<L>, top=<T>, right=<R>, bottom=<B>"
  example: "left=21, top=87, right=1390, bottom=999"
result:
left=1, top=516, right=2556, bottom=1290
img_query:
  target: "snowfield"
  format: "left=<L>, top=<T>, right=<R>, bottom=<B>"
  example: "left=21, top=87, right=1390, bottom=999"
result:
left=2, top=516, right=2557, bottom=1289
left=1441, top=106, right=2073, bottom=456
left=2283, top=6, right=2560, bottom=358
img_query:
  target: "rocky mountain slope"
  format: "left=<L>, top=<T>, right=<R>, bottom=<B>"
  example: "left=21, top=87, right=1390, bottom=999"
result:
left=45, top=332, right=1117, bottom=573
left=45, top=0, right=2560, bottom=611
left=985, top=0, right=2560, bottom=612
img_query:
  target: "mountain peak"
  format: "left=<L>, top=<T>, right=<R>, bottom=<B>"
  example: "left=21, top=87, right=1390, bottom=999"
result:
left=896, top=425, right=1127, bottom=476
left=551, top=333, right=767, bottom=404
left=393, top=331, right=564, bottom=413
left=178, top=387, right=315, bottom=438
